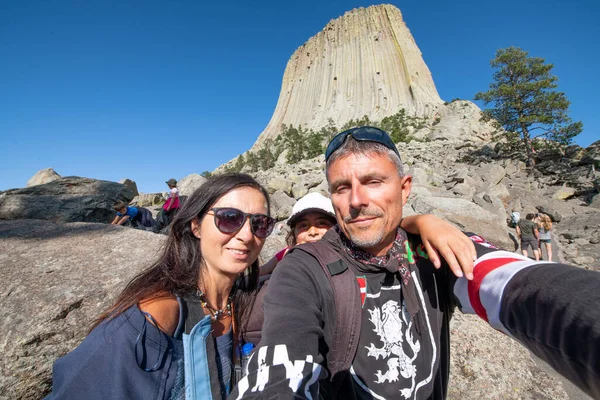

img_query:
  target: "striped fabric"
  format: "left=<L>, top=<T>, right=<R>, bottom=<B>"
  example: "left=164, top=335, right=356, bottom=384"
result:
left=453, top=250, right=553, bottom=335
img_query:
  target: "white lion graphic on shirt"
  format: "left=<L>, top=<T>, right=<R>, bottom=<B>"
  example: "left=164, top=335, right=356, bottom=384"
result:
left=365, top=300, right=421, bottom=398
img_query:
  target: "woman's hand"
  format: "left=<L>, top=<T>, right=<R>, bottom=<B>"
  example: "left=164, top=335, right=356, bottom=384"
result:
left=401, top=214, right=477, bottom=280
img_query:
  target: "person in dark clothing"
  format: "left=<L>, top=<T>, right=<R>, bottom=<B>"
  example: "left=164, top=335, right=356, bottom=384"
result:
left=516, top=213, right=540, bottom=260
left=231, top=126, right=600, bottom=400
left=111, top=201, right=156, bottom=229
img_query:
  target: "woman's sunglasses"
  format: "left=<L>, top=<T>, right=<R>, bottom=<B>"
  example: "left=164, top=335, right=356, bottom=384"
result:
left=325, top=126, right=402, bottom=162
left=208, top=207, right=276, bottom=239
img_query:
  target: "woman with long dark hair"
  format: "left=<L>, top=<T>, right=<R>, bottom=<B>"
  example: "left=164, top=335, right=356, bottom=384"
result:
left=46, top=173, right=276, bottom=400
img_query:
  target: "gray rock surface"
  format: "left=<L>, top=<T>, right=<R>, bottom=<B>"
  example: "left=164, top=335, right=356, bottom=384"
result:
left=131, top=193, right=164, bottom=207
left=590, top=193, right=600, bottom=209
left=579, top=140, right=600, bottom=166
left=119, top=178, right=139, bottom=197
left=410, top=194, right=512, bottom=250
left=554, top=211, right=600, bottom=271
left=0, top=177, right=134, bottom=223
left=265, top=176, right=293, bottom=196
left=270, top=190, right=296, bottom=221
left=177, top=173, right=207, bottom=197
left=448, top=313, right=568, bottom=400
left=0, top=219, right=166, bottom=399
left=26, top=168, right=61, bottom=187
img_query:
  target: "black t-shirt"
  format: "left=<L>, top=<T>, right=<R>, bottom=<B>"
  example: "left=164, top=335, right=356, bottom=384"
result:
left=351, top=270, right=436, bottom=399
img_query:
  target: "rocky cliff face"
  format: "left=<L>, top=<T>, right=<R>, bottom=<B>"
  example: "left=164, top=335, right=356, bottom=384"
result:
left=253, top=4, right=442, bottom=148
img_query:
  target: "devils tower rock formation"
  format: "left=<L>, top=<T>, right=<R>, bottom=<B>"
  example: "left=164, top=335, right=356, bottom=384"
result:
left=253, top=4, right=442, bottom=148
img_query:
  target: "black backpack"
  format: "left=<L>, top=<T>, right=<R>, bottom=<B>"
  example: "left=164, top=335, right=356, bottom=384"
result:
left=244, top=241, right=363, bottom=395
left=292, top=241, right=362, bottom=380
left=182, top=240, right=363, bottom=395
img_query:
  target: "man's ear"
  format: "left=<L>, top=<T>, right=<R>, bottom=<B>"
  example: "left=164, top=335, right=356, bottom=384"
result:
left=191, top=219, right=202, bottom=239
left=400, top=175, right=413, bottom=206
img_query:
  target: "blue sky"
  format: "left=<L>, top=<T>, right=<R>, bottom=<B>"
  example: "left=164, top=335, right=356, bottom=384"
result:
left=1, top=0, right=598, bottom=193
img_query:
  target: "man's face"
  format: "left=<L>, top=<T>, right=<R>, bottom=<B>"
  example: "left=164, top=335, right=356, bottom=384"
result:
left=328, top=152, right=412, bottom=256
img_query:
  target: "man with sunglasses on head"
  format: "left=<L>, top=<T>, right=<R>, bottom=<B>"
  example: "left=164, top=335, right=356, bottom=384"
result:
left=231, top=127, right=600, bottom=400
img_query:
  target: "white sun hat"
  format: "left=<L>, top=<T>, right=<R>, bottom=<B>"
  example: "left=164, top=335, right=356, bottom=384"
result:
left=287, top=192, right=336, bottom=228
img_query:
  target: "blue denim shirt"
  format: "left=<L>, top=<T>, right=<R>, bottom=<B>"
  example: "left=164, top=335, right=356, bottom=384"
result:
left=46, top=300, right=221, bottom=399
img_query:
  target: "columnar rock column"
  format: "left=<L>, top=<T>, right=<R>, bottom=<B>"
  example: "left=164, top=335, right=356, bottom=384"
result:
left=253, top=4, right=442, bottom=148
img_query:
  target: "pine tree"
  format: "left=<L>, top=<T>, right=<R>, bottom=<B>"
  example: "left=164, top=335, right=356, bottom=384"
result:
left=475, top=47, right=582, bottom=166
left=258, top=139, right=276, bottom=170
left=233, top=153, right=245, bottom=172
left=282, top=125, right=306, bottom=164
left=246, top=151, right=259, bottom=172
left=305, top=132, right=324, bottom=159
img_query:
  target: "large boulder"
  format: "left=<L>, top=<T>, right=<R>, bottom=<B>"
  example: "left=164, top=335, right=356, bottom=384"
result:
left=428, top=101, right=497, bottom=142
left=579, top=140, right=600, bottom=166
left=553, top=184, right=577, bottom=200
left=553, top=211, right=600, bottom=271
left=590, top=193, right=600, bottom=209
left=177, top=174, right=207, bottom=197
left=131, top=193, right=164, bottom=207
left=477, top=163, right=506, bottom=186
left=0, top=177, right=135, bottom=223
left=270, top=190, right=296, bottom=221
left=265, top=176, right=293, bottom=196
left=118, top=178, right=139, bottom=197
left=410, top=194, right=511, bottom=249
left=0, top=219, right=166, bottom=399
left=26, top=168, right=61, bottom=187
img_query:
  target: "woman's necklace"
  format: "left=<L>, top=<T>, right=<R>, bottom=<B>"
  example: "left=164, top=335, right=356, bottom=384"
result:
left=197, top=290, right=232, bottom=321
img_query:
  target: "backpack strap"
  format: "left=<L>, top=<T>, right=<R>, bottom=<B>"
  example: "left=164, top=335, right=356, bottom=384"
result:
left=293, top=241, right=362, bottom=378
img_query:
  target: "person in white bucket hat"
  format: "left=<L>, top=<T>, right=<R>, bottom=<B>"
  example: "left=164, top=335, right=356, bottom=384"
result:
left=259, top=192, right=337, bottom=276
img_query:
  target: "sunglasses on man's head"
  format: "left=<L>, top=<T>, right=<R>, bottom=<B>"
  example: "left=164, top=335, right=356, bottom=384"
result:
left=324, top=126, right=402, bottom=162
left=208, top=207, right=275, bottom=239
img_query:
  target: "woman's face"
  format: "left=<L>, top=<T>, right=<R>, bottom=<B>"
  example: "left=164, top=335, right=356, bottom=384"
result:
left=294, top=212, right=335, bottom=245
left=193, top=186, right=268, bottom=279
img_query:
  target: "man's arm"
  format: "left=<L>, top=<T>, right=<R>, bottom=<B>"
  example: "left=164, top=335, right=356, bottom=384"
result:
left=232, top=251, right=330, bottom=399
left=515, top=225, right=521, bottom=239
left=453, top=245, right=600, bottom=398
left=401, top=214, right=477, bottom=279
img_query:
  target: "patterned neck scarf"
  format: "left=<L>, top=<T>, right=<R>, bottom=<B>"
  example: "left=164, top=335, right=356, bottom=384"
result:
left=336, top=225, right=420, bottom=317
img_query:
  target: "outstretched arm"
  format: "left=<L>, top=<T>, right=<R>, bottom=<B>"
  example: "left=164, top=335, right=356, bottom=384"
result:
left=401, top=214, right=477, bottom=280
left=453, top=247, right=600, bottom=399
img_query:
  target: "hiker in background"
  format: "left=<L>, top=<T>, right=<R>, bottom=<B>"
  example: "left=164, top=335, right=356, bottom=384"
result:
left=163, top=178, right=181, bottom=222
left=516, top=212, right=540, bottom=260
left=111, top=201, right=156, bottom=229
left=536, top=213, right=553, bottom=262
left=154, top=178, right=181, bottom=233
left=46, top=173, right=276, bottom=399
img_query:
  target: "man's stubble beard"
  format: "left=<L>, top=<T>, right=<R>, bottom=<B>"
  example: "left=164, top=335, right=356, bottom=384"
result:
left=343, top=207, right=386, bottom=249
